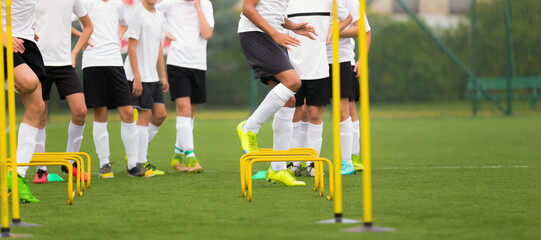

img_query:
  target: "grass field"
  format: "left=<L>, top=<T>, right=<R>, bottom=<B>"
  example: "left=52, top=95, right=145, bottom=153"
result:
left=7, top=111, right=541, bottom=239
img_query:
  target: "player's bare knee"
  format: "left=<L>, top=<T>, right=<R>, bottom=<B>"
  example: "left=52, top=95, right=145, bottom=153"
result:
left=284, top=97, right=296, bottom=108
left=72, top=106, right=88, bottom=120
left=16, top=76, right=39, bottom=94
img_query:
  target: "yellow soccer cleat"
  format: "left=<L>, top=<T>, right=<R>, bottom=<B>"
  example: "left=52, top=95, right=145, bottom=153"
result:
left=236, top=121, right=258, bottom=154
left=265, top=167, right=305, bottom=187
left=352, top=154, right=364, bottom=171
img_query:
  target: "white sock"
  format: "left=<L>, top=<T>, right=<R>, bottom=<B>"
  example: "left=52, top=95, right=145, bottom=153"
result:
left=122, top=121, right=139, bottom=169
left=93, top=121, right=110, bottom=167
left=352, top=120, right=360, bottom=156
left=35, top=127, right=47, bottom=171
left=177, top=116, right=193, bottom=152
left=271, top=107, right=294, bottom=171
left=300, top=121, right=309, bottom=148
left=67, top=121, right=84, bottom=153
left=290, top=122, right=301, bottom=167
left=243, top=83, right=295, bottom=134
left=306, top=122, right=323, bottom=166
left=16, top=123, right=38, bottom=177
left=191, top=117, right=194, bottom=131
left=148, top=123, right=160, bottom=144
left=340, top=117, right=353, bottom=165
left=136, top=125, right=149, bottom=167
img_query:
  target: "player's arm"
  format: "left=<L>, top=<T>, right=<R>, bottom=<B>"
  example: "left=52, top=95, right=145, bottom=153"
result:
left=72, top=15, right=94, bottom=67
left=353, top=31, right=371, bottom=77
left=282, top=18, right=317, bottom=40
left=157, top=44, right=168, bottom=93
left=326, top=14, right=353, bottom=44
left=242, top=0, right=301, bottom=49
left=118, top=25, right=128, bottom=41
left=194, top=0, right=213, bottom=40
left=71, top=27, right=94, bottom=48
left=128, top=38, right=143, bottom=97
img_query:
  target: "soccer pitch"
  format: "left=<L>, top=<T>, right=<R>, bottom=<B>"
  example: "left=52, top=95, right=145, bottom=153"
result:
left=11, top=112, right=541, bottom=239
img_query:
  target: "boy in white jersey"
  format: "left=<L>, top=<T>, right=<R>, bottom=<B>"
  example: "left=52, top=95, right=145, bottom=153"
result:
left=32, top=0, right=93, bottom=183
left=286, top=0, right=351, bottom=177
left=341, top=0, right=371, bottom=172
left=124, top=0, right=168, bottom=177
left=72, top=0, right=145, bottom=178
left=236, top=0, right=317, bottom=186
left=325, top=0, right=370, bottom=175
left=156, top=0, right=214, bottom=174
left=2, top=0, right=46, bottom=202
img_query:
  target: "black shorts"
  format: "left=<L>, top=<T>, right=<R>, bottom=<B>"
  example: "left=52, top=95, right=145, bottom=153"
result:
left=295, top=78, right=331, bottom=107
left=3, top=39, right=46, bottom=81
left=239, top=31, right=294, bottom=80
left=128, top=81, right=164, bottom=110
left=328, top=62, right=353, bottom=99
left=349, top=66, right=359, bottom=102
left=167, top=65, right=206, bottom=104
left=83, top=67, right=133, bottom=109
left=42, top=66, right=83, bottom=101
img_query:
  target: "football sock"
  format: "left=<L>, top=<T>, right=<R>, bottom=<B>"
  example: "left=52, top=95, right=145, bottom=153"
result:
left=93, top=121, right=110, bottom=167
left=300, top=121, right=309, bottom=148
left=306, top=122, right=323, bottom=166
left=352, top=119, right=360, bottom=156
left=16, top=123, right=38, bottom=177
left=271, top=107, right=294, bottom=171
left=177, top=116, right=194, bottom=153
left=122, top=121, right=139, bottom=169
left=291, top=121, right=301, bottom=167
left=340, top=117, right=353, bottom=166
left=35, top=127, right=46, bottom=171
left=135, top=125, right=149, bottom=167
left=243, top=83, right=295, bottom=134
left=148, top=122, right=160, bottom=144
left=67, top=121, right=85, bottom=164
left=185, top=150, right=195, bottom=158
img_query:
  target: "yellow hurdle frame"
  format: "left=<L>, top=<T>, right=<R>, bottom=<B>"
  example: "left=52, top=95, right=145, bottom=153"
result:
left=240, top=148, right=333, bottom=202
left=33, top=152, right=92, bottom=189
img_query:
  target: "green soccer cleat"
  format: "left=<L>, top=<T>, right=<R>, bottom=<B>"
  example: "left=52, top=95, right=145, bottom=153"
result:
left=8, top=172, right=40, bottom=203
left=265, top=167, right=305, bottom=187
left=236, top=121, right=258, bottom=154
left=352, top=154, right=364, bottom=171
left=171, top=152, right=188, bottom=172
left=187, top=156, right=203, bottom=173
left=143, top=162, right=165, bottom=176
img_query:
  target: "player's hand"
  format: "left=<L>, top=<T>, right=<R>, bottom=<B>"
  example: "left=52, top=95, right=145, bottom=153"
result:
left=34, top=33, right=39, bottom=42
left=71, top=52, right=77, bottom=67
left=354, top=60, right=360, bottom=78
left=161, top=78, right=169, bottom=93
left=292, top=22, right=317, bottom=40
left=12, top=37, right=25, bottom=53
left=132, top=77, right=143, bottom=97
left=271, top=32, right=300, bottom=50
left=83, top=40, right=94, bottom=50
left=165, top=32, right=176, bottom=43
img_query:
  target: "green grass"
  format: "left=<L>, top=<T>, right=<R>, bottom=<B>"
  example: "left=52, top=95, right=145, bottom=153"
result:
left=7, top=113, right=541, bottom=239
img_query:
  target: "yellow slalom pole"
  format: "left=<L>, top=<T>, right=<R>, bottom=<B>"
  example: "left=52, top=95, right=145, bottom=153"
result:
left=5, top=0, right=22, bottom=225
left=331, top=0, right=343, bottom=222
left=358, top=0, right=373, bottom=226
left=0, top=5, right=9, bottom=235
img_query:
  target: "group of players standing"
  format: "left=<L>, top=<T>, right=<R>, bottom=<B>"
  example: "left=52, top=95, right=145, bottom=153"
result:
left=236, top=0, right=371, bottom=186
left=3, top=0, right=213, bottom=203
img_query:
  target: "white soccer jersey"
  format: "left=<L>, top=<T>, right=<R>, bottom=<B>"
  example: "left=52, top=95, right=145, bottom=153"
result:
left=238, top=0, right=289, bottom=34
left=157, top=0, right=214, bottom=71
left=287, top=0, right=349, bottom=80
left=2, top=0, right=38, bottom=42
left=34, top=0, right=87, bottom=66
left=326, top=0, right=371, bottom=64
left=123, top=4, right=165, bottom=83
left=78, top=0, right=127, bottom=69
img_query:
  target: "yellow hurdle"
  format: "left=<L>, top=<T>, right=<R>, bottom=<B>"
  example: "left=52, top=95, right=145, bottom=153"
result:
left=32, top=154, right=86, bottom=195
left=239, top=148, right=334, bottom=202
left=33, top=152, right=92, bottom=189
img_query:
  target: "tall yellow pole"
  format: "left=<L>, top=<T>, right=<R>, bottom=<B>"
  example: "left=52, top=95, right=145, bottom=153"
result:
left=358, top=0, right=373, bottom=226
left=5, top=0, right=21, bottom=224
left=0, top=4, right=10, bottom=235
left=331, top=0, right=343, bottom=222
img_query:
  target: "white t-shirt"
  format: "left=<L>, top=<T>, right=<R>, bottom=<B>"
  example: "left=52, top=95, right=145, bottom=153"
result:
left=2, top=0, right=38, bottom=42
left=157, top=0, right=214, bottom=71
left=326, top=0, right=371, bottom=64
left=238, top=0, right=289, bottom=34
left=287, top=0, right=349, bottom=80
left=34, top=0, right=87, bottom=66
left=78, top=0, right=127, bottom=69
left=123, top=4, right=165, bottom=83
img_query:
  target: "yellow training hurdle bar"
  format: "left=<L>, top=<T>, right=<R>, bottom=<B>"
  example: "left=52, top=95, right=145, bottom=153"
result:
left=33, top=152, right=92, bottom=191
left=240, top=148, right=333, bottom=202
left=7, top=159, right=75, bottom=205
